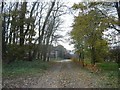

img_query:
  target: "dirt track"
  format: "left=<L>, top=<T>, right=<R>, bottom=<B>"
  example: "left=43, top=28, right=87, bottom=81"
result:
left=31, top=60, right=102, bottom=88
left=3, top=60, right=106, bottom=88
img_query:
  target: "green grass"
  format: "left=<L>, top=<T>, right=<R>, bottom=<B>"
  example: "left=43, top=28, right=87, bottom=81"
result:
left=80, top=59, right=118, bottom=72
left=96, top=62, right=119, bottom=87
left=78, top=59, right=119, bottom=87
left=2, top=60, right=50, bottom=77
left=83, top=59, right=91, bottom=64
left=96, top=62, right=119, bottom=79
left=96, top=62, right=118, bottom=72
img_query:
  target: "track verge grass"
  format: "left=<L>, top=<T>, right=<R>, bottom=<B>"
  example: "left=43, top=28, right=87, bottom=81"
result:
left=3, top=60, right=51, bottom=78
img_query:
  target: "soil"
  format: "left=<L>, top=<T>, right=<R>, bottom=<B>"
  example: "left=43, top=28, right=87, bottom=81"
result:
left=2, top=60, right=106, bottom=88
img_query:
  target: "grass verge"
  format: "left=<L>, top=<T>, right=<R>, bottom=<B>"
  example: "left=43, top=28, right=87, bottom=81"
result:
left=2, top=60, right=51, bottom=78
left=73, top=59, right=119, bottom=87
left=96, top=62, right=119, bottom=88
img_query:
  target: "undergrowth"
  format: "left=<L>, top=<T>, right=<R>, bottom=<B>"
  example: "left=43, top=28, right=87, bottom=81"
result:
left=3, top=60, right=51, bottom=77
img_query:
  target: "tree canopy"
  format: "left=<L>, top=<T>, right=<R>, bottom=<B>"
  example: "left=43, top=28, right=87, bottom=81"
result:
left=70, top=2, right=118, bottom=65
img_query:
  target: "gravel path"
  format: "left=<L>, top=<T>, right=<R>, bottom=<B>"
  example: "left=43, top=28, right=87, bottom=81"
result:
left=31, top=60, right=102, bottom=88
left=3, top=60, right=105, bottom=88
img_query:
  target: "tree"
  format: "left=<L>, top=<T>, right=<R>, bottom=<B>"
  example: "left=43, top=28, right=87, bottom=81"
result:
left=32, top=1, right=55, bottom=60
left=115, top=1, right=120, bottom=33
left=71, top=2, right=110, bottom=65
left=19, top=2, right=27, bottom=46
left=2, top=1, right=67, bottom=63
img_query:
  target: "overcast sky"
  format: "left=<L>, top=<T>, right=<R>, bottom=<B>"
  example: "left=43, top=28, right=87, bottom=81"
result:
left=4, top=0, right=118, bottom=51
left=53, top=0, right=119, bottom=51
left=53, top=0, right=82, bottom=51
left=54, top=0, right=82, bottom=51
left=4, top=0, right=82, bottom=51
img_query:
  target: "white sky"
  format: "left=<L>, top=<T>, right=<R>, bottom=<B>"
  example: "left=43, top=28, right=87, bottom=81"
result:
left=56, top=0, right=119, bottom=51
left=55, top=0, right=81, bottom=51
left=4, top=0, right=120, bottom=2
left=3, top=0, right=81, bottom=51
left=4, top=0, right=119, bottom=51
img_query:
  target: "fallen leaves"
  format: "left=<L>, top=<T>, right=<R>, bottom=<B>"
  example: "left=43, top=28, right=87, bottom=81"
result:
left=2, top=61, right=118, bottom=88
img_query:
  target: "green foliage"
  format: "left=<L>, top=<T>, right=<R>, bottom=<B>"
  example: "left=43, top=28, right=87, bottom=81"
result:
left=109, top=47, right=120, bottom=62
left=3, top=60, right=50, bottom=77
left=2, top=2, right=37, bottom=63
left=6, top=44, right=35, bottom=62
left=71, top=2, right=110, bottom=64
left=72, top=3, right=85, bottom=11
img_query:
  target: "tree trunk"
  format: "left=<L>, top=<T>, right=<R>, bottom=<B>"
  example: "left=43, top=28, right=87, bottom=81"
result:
left=115, top=2, right=120, bottom=33
left=91, top=46, right=96, bottom=65
left=32, top=1, right=55, bottom=60
left=2, top=2, right=6, bottom=60
left=19, top=2, right=27, bottom=46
